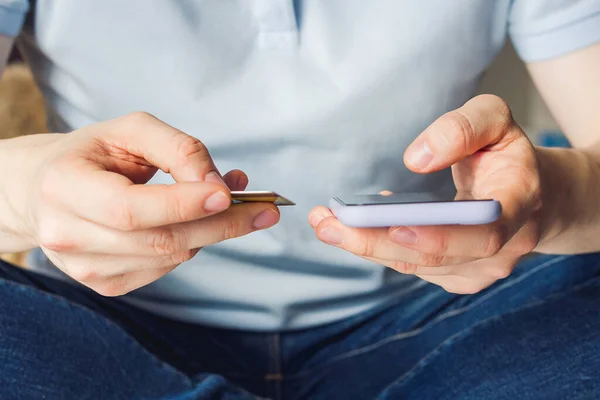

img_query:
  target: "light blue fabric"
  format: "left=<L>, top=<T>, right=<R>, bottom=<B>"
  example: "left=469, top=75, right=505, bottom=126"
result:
left=11, top=0, right=600, bottom=331
left=0, top=0, right=28, bottom=37
left=509, top=0, right=600, bottom=61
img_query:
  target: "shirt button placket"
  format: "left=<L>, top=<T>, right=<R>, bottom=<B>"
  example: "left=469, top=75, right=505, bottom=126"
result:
left=251, top=0, right=299, bottom=50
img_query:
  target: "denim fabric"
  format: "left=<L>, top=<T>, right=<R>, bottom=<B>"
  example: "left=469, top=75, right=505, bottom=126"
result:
left=1, top=253, right=599, bottom=399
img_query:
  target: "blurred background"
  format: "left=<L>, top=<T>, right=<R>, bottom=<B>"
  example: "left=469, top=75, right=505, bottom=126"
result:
left=478, top=42, right=565, bottom=147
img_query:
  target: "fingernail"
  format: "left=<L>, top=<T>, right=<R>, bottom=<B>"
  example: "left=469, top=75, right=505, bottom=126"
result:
left=204, top=191, right=230, bottom=213
left=309, top=211, right=326, bottom=228
left=253, top=210, right=279, bottom=229
left=236, top=174, right=249, bottom=191
left=319, top=226, right=343, bottom=245
left=205, top=171, right=227, bottom=186
left=390, top=227, right=417, bottom=245
left=406, top=141, right=433, bottom=170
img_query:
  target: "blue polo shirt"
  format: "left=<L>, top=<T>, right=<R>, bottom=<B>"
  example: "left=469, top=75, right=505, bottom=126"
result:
left=2, top=0, right=600, bottom=330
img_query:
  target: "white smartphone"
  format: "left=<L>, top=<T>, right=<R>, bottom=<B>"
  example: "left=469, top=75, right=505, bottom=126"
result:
left=329, top=192, right=501, bottom=228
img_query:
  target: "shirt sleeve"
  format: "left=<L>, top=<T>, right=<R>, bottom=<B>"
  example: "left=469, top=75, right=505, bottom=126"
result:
left=509, top=0, right=600, bottom=62
left=0, top=0, right=29, bottom=38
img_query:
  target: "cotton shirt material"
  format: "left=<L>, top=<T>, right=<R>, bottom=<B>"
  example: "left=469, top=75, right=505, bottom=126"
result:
left=2, top=0, right=600, bottom=330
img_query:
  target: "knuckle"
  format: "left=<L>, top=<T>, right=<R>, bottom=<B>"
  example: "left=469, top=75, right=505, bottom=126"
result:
left=442, top=111, right=474, bottom=153
left=390, top=261, right=418, bottom=275
left=493, top=96, right=514, bottom=126
left=107, top=193, right=143, bottom=232
left=356, top=234, right=377, bottom=258
left=429, top=233, right=449, bottom=256
left=111, top=197, right=138, bottom=231
left=445, top=281, right=487, bottom=295
left=482, top=228, right=507, bottom=258
left=94, top=283, right=128, bottom=297
left=69, top=267, right=100, bottom=283
left=417, top=252, right=445, bottom=266
left=520, top=235, right=538, bottom=254
left=89, top=274, right=135, bottom=297
left=478, top=94, right=512, bottom=119
left=531, top=183, right=542, bottom=207
left=169, top=249, right=196, bottom=265
left=510, top=232, right=538, bottom=255
left=441, top=284, right=461, bottom=294
left=221, top=218, right=242, bottom=240
left=526, top=175, right=543, bottom=205
left=489, top=266, right=512, bottom=280
left=150, top=228, right=183, bottom=256
left=38, top=220, right=79, bottom=253
left=482, top=94, right=515, bottom=133
left=123, top=111, right=158, bottom=126
left=174, top=134, right=211, bottom=165
left=166, top=197, right=194, bottom=225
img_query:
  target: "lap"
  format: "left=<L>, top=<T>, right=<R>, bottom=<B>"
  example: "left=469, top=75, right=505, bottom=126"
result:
left=3, top=252, right=599, bottom=399
left=0, top=260, right=259, bottom=400
left=283, top=253, right=600, bottom=400
left=379, top=279, right=600, bottom=399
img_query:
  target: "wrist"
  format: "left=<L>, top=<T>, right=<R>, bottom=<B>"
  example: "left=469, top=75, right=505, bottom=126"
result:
left=535, top=145, right=599, bottom=253
left=0, top=134, right=61, bottom=251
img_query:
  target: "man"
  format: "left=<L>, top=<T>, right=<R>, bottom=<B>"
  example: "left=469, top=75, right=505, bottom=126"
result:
left=1, top=1, right=599, bottom=399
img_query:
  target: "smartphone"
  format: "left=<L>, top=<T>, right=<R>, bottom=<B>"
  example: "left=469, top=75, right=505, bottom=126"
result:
left=329, top=192, right=501, bottom=228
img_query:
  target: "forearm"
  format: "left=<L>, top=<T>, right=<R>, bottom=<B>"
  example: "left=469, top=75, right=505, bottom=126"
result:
left=0, top=135, right=57, bottom=252
left=535, top=144, right=600, bottom=254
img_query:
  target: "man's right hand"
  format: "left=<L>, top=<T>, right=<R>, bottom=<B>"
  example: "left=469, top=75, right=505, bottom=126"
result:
left=2, top=112, right=280, bottom=296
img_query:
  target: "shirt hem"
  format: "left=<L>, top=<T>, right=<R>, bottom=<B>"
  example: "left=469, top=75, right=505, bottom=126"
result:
left=511, top=12, right=600, bottom=62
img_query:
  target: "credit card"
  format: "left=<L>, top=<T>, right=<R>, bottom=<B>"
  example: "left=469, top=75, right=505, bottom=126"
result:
left=230, top=191, right=296, bottom=206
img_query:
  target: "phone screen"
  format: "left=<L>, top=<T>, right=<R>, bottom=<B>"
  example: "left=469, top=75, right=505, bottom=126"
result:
left=333, top=192, right=492, bottom=206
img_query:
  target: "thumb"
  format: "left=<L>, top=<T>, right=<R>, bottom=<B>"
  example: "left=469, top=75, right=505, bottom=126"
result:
left=404, top=95, right=521, bottom=173
left=99, top=112, right=226, bottom=185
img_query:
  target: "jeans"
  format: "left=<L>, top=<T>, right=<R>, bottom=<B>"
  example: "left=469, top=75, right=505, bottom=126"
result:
left=1, top=253, right=599, bottom=400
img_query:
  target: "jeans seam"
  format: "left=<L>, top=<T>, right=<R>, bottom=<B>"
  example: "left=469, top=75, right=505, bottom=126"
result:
left=274, top=333, right=283, bottom=400
left=284, top=255, right=572, bottom=379
left=374, top=276, right=600, bottom=398
left=87, top=320, right=142, bottom=397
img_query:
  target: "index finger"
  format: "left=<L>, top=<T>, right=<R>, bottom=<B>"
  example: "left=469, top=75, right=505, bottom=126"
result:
left=404, top=94, right=521, bottom=173
left=51, top=163, right=233, bottom=231
left=97, top=112, right=226, bottom=184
